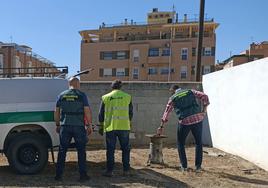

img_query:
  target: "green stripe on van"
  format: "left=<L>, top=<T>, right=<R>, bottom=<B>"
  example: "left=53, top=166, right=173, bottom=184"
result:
left=0, top=111, right=54, bottom=124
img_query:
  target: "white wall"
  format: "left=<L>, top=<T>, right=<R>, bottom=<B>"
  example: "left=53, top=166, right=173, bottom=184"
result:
left=203, top=57, right=268, bottom=171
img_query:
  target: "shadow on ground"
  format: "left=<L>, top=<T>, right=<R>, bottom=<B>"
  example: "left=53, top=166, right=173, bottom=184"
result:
left=0, top=161, right=189, bottom=188
left=219, top=172, right=268, bottom=186
left=204, top=170, right=268, bottom=187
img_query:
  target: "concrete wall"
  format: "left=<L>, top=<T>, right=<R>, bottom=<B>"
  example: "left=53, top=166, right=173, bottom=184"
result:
left=80, top=82, right=211, bottom=146
left=203, top=57, right=268, bottom=171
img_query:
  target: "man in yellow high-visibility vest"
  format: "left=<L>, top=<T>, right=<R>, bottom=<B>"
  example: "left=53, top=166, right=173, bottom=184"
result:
left=98, top=80, right=133, bottom=177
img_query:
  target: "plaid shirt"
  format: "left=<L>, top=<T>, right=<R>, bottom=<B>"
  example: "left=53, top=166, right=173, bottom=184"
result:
left=161, top=89, right=210, bottom=125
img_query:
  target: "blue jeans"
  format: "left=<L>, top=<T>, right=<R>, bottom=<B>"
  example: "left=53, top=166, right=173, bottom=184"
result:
left=177, top=121, right=203, bottom=168
left=105, top=130, right=130, bottom=172
left=56, top=126, right=88, bottom=176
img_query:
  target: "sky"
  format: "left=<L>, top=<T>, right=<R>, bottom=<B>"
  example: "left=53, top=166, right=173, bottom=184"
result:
left=0, top=0, right=267, bottom=75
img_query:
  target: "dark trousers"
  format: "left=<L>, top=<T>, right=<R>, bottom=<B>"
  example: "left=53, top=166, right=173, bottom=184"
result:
left=177, top=121, right=203, bottom=168
left=105, top=130, right=130, bottom=172
left=56, top=126, right=88, bottom=176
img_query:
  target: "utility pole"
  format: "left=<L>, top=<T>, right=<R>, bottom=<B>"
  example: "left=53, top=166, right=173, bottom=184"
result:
left=196, top=0, right=205, bottom=82
left=168, top=28, right=172, bottom=82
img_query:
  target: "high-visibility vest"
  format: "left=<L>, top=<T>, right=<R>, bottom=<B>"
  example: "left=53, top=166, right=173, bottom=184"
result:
left=58, top=89, right=85, bottom=126
left=170, top=89, right=201, bottom=120
left=102, top=90, right=131, bottom=132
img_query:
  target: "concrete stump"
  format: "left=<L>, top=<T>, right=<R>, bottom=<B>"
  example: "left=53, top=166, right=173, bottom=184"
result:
left=146, top=134, right=167, bottom=166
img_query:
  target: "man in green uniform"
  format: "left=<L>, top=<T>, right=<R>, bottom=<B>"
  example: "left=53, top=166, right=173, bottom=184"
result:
left=54, top=77, right=92, bottom=181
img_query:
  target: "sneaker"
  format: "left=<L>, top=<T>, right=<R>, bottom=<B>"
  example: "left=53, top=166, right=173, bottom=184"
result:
left=54, top=175, right=62, bottom=181
left=195, top=166, right=203, bottom=173
left=123, top=170, right=131, bottom=176
left=178, top=166, right=188, bottom=172
left=102, top=171, right=113, bottom=177
left=79, top=174, right=90, bottom=182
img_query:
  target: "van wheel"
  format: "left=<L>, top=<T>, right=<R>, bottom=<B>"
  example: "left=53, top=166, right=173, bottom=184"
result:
left=7, top=133, right=48, bottom=174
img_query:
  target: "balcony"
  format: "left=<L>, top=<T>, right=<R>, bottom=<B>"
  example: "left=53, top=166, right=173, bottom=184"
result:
left=84, top=17, right=216, bottom=43
left=95, top=32, right=214, bottom=43
left=148, top=56, right=170, bottom=64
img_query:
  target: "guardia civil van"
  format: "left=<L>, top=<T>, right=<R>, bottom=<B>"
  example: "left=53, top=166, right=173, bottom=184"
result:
left=0, top=77, right=68, bottom=174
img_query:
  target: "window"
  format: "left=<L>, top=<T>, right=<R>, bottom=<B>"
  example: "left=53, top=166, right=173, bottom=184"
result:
left=148, top=48, right=159, bottom=57
left=203, top=65, right=211, bottom=75
left=0, top=54, right=3, bottom=68
left=192, top=48, right=196, bottom=56
left=148, top=67, right=158, bottom=75
left=103, top=68, right=112, bottom=76
left=25, top=61, right=32, bottom=74
left=192, top=31, right=198, bottom=38
left=0, top=54, right=3, bottom=74
left=100, top=51, right=129, bottom=60
left=101, top=52, right=113, bottom=60
left=14, top=56, right=21, bottom=68
left=133, top=49, right=139, bottom=62
left=160, top=67, right=169, bottom=75
left=162, top=48, right=170, bottom=56
left=116, top=51, right=126, bottom=60
left=204, top=47, right=212, bottom=56
left=180, top=66, right=187, bottom=79
left=132, top=68, right=139, bottom=79
left=181, top=48, right=188, bottom=60
left=13, top=56, right=21, bottom=75
left=116, top=68, right=125, bottom=77
left=160, top=67, right=174, bottom=75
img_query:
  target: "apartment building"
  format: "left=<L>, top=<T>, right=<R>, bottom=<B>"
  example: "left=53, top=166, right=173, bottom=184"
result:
left=79, top=8, right=219, bottom=81
left=0, top=42, right=62, bottom=77
left=220, top=41, right=268, bottom=69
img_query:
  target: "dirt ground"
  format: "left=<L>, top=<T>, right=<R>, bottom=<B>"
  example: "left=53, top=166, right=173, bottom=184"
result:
left=0, top=145, right=268, bottom=188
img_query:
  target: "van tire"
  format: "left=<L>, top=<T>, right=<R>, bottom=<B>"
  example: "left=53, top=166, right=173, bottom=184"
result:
left=7, top=133, right=48, bottom=174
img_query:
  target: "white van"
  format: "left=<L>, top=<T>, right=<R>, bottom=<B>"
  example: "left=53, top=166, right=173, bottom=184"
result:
left=0, top=77, right=68, bottom=174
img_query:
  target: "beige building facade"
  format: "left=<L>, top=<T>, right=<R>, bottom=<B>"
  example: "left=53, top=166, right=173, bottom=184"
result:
left=80, top=8, right=219, bottom=81
left=0, top=42, right=61, bottom=77
left=221, top=41, right=268, bottom=69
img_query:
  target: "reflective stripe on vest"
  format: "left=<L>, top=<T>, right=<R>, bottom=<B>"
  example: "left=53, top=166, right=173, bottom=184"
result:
left=102, top=90, right=131, bottom=132
left=109, top=116, right=129, bottom=120
left=171, top=90, right=189, bottom=100
left=106, top=106, right=129, bottom=112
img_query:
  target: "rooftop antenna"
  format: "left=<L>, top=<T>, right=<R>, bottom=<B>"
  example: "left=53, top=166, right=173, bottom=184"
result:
left=172, top=4, right=176, bottom=23
left=250, top=36, right=254, bottom=43
left=10, top=36, right=13, bottom=43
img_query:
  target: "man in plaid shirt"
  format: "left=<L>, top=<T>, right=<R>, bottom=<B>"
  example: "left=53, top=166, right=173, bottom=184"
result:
left=157, top=85, right=209, bottom=172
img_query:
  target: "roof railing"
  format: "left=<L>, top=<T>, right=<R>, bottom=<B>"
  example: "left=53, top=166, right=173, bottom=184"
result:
left=0, top=66, right=68, bottom=78
left=100, top=18, right=214, bottom=29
